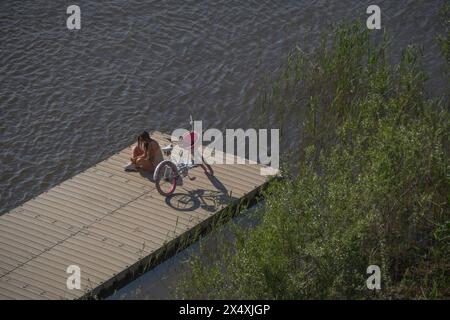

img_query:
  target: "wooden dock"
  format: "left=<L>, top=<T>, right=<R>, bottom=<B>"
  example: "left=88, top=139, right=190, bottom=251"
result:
left=0, top=131, right=273, bottom=299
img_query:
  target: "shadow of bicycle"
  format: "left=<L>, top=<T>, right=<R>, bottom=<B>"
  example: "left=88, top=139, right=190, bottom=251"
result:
left=165, top=188, right=237, bottom=212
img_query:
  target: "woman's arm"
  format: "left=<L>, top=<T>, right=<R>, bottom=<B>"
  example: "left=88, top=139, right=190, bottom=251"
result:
left=132, top=145, right=144, bottom=158
left=146, top=141, right=156, bottom=162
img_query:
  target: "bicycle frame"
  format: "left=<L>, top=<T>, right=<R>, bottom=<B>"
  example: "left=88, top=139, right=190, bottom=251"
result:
left=153, top=115, right=205, bottom=196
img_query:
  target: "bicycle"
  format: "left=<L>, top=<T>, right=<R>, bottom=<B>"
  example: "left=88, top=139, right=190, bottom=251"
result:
left=153, top=115, right=213, bottom=197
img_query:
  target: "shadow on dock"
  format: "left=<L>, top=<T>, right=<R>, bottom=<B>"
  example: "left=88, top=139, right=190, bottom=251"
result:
left=165, top=189, right=237, bottom=212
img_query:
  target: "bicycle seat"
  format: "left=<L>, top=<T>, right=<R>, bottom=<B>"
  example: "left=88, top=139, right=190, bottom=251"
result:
left=162, top=144, right=173, bottom=156
left=180, top=131, right=199, bottom=150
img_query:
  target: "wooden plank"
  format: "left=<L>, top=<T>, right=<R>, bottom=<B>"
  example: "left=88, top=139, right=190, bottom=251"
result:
left=24, top=199, right=97, bottom=227
left=43, top=189, right=112, bottom=215
left=7, top=270, right=74, bottom=299
left=0, top=279, right=45, bottom=300
left=0, top=220, right=57, bottom=248
left=3, top=210, right=74, bottom=239
left=3, top=276, right=61, bottom=300
left=0, top=219, right=60, bottom=246
left=0, top=256, right=21, bottom=272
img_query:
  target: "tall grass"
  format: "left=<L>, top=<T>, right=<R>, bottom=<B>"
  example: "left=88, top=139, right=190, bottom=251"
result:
left=176, top=19, right=449, bottom=299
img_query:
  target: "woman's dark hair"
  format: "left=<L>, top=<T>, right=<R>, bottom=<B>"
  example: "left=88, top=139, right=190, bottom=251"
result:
left=137, top=131, right=151, bottom=143
left=136, top=134, right=142, bottom=148
left=140, top=131, right=152, bottom=153
left=142, top=131, right=150, bottom=141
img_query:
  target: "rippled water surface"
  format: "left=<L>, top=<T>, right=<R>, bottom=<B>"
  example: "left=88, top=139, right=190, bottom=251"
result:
left=0, top=0, right=446, bottom=218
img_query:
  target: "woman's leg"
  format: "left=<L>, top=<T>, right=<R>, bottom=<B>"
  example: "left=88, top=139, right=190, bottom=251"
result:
left=135, top=158, right=156, bottom=172
left=131, top=146, right=144, bottom=164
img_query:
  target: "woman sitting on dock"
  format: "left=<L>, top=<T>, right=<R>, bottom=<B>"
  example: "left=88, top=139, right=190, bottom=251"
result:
left=125, top=131, right=163, bottom=172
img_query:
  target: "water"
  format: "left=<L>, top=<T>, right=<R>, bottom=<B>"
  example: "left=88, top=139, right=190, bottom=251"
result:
left=1, top=0, right=446, bottom=216
left=0, top=0, right=446, bottom=298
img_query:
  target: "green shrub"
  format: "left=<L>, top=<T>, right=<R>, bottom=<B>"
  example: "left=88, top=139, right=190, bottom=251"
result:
left=177, top=21, right=449, bottom=299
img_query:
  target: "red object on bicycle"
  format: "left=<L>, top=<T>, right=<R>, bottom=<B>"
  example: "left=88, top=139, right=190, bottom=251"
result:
left=180, top=131, right=199, bottom=151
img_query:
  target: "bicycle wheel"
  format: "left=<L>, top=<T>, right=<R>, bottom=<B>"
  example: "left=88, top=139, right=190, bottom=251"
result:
left=154, top=160, right=178, bottom=196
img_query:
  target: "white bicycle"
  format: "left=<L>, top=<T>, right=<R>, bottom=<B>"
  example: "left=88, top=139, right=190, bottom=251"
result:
left=153, top=116, right=213, bottom=197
